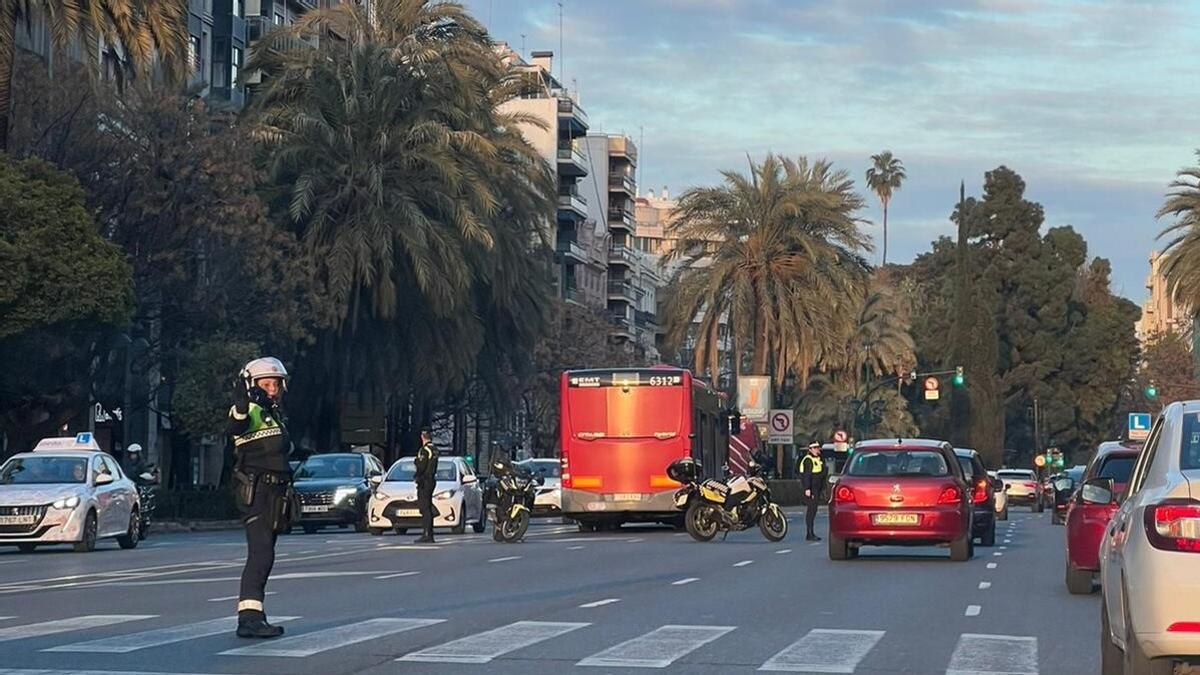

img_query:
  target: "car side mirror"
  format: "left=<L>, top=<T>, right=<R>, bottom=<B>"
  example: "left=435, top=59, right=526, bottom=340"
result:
left=367, top=470, right=382, bottom=480
left=370, top=475, right=383, bottom=487
left=95, top=473, right=115, bottom=486
left=462, top=474, right=478, bottom=485
left=827, top=475, right=840, bottom=485
left=1081, top=477, right=1115, bottom=505
left=991, top=478, right=1004, bottom=490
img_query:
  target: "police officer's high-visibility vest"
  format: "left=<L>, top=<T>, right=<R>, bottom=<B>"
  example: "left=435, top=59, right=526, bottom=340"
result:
left=800, top=454, right=824, bottom=474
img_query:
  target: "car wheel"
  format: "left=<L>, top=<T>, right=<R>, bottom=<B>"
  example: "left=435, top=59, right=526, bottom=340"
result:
left=1125, top=598, right=1176, bottom=675
left=950, top=533, right=972, bottom=561
left=472, top=510, right=486, bottom=533
left=1066, top=560, right=1093, bottom=595
left=73, top=511, right=98, bottom=553
left=1101, top=597, right=1123, bottom=675
left=451, top=515, right=467, bottom=535
left=980, top=521, right=995, bottom=547
left=354, top=510, right=369, bottom=533
left=302, top=524, right=319, bottom=535
left=17, top=543, right=36, bottom=554
left=368, top=527, right=386, bottom=536
left=117, top=510, right=140, bottom=549
left=828, top=534, right=849, bottom=561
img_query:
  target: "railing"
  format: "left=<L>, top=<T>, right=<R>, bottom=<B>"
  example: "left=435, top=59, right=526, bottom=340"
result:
left=556, top=236, right=587, bottom=261
left=607, top=281, right=635, bottom=300
left=608, top=173, right=636, bottom=194
left=563, top=286, right=581, bottom=303
left=608, top=137, right=638, bottom=163
left=608, top=208, right=635, bottom=228
left=635, top=310, right=657, bottom=327
left=557, top=97, right=590, bottom=127
left=556, top=144, right=589, bottom=170
left=558, top=191, right=587, bottom=215
left=607, top=312, right=630, bottom=328
left=246, top=16, right=315, bottom=51
left=608, top=244, right=638, bottom=265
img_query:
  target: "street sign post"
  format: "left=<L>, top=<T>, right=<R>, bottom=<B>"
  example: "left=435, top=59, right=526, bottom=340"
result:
left=1128, top=413, right=1152, bottom=441
left=924, top=376, right=941, bottom=401
left=767, top=409, right=794, bottom=445
left=738, top=376, right=772, bottom=423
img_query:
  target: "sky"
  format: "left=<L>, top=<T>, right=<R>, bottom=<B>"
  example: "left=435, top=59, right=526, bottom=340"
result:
left=463, top=0, right=1200, bottom=302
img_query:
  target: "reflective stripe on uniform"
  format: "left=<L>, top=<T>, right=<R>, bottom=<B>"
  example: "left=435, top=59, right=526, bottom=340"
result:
left=229, top=405, right=248, bottom=421
left=237, top=599, right=264, bottom=612
left=234, top=427, right=284, bottom=447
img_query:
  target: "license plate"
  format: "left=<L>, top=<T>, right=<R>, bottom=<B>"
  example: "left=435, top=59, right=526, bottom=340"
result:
left=613, top=493, right=642, bottom=502
left=396, top=509, right=420, bottom=517
left=872, top=512, right=920, bottom=526
left=0, top=515, right=35, bottom=525
left=300, top=505, right=329, bottom=513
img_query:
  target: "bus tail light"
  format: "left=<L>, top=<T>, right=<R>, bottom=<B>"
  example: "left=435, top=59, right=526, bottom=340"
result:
left=572, top=476, right=603, bottom=489
left=650, top=474, right=679, bottom=489
left=1144, top=500, right=1200, bottom=553
left=561, top=456, right=570, bottom=488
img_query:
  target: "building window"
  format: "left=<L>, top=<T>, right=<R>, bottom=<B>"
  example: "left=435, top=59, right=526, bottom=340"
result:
left=231, top=47, right=241, bottom=87
left=274, top=12, right=283, bottom=25
left=232, top=0, right=241, bottom=17
left=188, top=35, right=200, bottom=73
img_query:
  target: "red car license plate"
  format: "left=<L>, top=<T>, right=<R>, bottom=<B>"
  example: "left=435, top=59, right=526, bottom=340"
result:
left=872, top=512, right=920, bottom=526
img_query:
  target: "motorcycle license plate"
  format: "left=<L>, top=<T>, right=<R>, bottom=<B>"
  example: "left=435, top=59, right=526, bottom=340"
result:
left=0, top=515, right=35, bottom=525
left=301, top=505, right=329, bottom=513
left=872, top=512, right=919, bottom=526
left=613, top=493, right=642, bottom=502
left=396, top=509, right=420, bottom=517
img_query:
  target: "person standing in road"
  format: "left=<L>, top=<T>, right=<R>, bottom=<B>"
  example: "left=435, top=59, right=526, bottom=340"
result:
left=798, top=441, right=828, bottom=542
left=414, top=428, right=439, bottom=543
left=227, top=357, right=293, bottom=639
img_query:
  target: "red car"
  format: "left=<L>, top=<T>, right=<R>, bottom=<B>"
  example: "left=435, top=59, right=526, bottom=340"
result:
left=1063, top=441, right=1140, bottom=594
left=829, top=439, right=974, bottom=562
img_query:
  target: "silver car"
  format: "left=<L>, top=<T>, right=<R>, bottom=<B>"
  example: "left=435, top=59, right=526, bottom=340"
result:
left=516, top=459, right=562, bottom=516
left=1098, top=402, right=1200, bottom=673
left=0, top=435, right=141, bottom=553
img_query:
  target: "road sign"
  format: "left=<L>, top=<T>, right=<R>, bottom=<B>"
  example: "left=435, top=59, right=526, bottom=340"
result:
left=767, top=409, right=793, bottom=445
left=1128, top=413, right=1152, bottom=441
left=833, top=430, right=848, bottom=443
left=924, top=376, right=940, bottom=401
left=738, top=376, right=772, bottom=422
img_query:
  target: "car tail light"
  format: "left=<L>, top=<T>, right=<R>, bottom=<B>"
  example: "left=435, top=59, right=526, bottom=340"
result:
left=1144, top=500, right=1200, bottom=553
left=1024, top=482, right=1037, bottom=489
left=1168, top=622, right=1200, bottom=632
left=835, top=485, right=856, bottom=504
left=972, top=479, right=989, bottom=504
left=937, top=486, right=962, bottom=505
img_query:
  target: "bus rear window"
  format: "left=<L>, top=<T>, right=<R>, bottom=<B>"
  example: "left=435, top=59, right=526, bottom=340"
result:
left=566, top=386, right=685, bottom=439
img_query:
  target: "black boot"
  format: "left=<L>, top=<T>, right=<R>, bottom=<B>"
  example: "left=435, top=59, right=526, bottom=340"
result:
left=236, top=610, right=284, bottom=639
left=806, top=533, right=821, bottom=542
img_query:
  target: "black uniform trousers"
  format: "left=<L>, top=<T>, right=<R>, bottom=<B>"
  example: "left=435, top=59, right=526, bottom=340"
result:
left=417, top=484, right=435, bottom=539
left=804, top=491, right=821, bottom=537
left=240, top=480, right=285, bottom=606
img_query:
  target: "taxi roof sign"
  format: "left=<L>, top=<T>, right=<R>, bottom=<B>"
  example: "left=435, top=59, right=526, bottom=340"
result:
left=33, top=433, right=101, bottom=453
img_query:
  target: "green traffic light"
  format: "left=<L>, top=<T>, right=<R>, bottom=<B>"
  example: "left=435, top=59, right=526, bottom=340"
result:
left=953, top=366, right=965, bottom=387
left=1146, top=384, right=1158, bottom=399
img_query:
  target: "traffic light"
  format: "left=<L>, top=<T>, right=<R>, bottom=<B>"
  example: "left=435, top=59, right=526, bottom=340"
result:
left=1146, top=383, right=1158, bottom=399
left=953, top=366, right=965, bottom=387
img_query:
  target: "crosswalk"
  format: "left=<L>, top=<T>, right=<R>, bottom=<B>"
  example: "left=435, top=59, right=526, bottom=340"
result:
left=0, top=613, right=1042, bottom=672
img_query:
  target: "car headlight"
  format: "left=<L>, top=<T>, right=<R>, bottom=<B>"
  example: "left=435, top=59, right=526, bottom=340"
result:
left=433, top=489, right=456, bottom=500
left=52, top=495, right=81, bottom=510
left=373, top=489, right=390, bottom=501
left=334, top=487, right=357, bottom=503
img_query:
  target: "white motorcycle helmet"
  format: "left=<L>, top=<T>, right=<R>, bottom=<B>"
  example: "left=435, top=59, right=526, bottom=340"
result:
left=240, top=357, right=289, bottom=391
left=126, top=443, right=143, bottom=455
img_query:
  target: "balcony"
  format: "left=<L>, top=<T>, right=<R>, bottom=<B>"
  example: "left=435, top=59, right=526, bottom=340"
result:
left=246, top=15, right=315, bottom=51
left=609, top=136, right=638, bottom=164
left=562, top=286, right=584, bottom=305
left=556, top=96, right=589, bottom=134
left=608, top=172, right=636, bottom=196
left=556, top=233, right=588, bottom=263
left=608, top=207, right=635, bottom=232
left=608, top=313, right=635, bottom=340
left=635, top=309, right=657, bottom=327
left=556, top=144, right=588, bottom=178
left=608, top=244, right=638, bottom=267
left=607, top=280, right=636, bottom=302
left=557, top=190, right=588, bottom=220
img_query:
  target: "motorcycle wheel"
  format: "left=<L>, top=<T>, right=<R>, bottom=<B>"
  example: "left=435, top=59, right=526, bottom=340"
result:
left=758, top=504, right=788, bottom=542
left=500, top=511, right=530, bottom=542
left=685, top=502, right=720, bottom=542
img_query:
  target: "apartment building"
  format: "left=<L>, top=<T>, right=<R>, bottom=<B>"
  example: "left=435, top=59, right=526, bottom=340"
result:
left=1137, top=250, right=1192, bottom=344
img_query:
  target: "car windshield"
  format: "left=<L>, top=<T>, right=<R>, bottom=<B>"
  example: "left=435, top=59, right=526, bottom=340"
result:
left=0, top=456, right=89, bottom=485
left=517, top=461, right=561, bottom=479
left=1096, top=455, right=1136, bottom=483
left=846, top=450, right=950, bottom=477
left=386, top=459, right=458, bottom=482
left=295, top=456, right=362, bottom=480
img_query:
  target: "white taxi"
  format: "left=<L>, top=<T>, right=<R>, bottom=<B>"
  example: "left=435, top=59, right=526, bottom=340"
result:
left=367, top=455, right=485, bottom=535
left=0, top=434, right=141, bottom=553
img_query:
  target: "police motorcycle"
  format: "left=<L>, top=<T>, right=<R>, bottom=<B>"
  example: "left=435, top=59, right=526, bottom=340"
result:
left=487, top=455, right=541, bottom=543
left=668, top=456, right=788, bottom=542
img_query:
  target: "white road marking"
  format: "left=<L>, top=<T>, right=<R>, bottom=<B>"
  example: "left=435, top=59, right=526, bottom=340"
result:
left=0, top=560, right=22, bottom=565
left=999, top=546, right=1008, bottom=550
left=567, top=545, right=586, bottom=550
left=978, top=582, right=991, bottom=590
left=579, top=598, right=621, bottom=608
left=627, top=538, right=645, bottom=543
left=374, top=571, right=421, bottom=580
left=399, top=620, right=588, bottom=664
left=0, top=670, right=215, bottom=675
left=45, top=616, right=300, bottom=653
left=222, top=617, right=443, bottom=657
left=733, top=560, right=755, bottom=567
left=488, top=556, right=522, bottom=563
left=111, top=570, right=391, bottom=586
left=578, top=624, right=735, bottom=668
left=207, top=591, right=275, bottom=602
left=760, top=628, right=885, bottom=673
left=775, top=549, right=792, bottom=554
left=0, top=615, right=155, bottom=643
left=946, top=633, right=1038, bottom=675
left=672, top=578, right=700, bottom=586
left=965, top=605, right=982, bottom=617
left=986, top=563, right=998, bottom=569
left=993, top=552, right=1003, bottom=557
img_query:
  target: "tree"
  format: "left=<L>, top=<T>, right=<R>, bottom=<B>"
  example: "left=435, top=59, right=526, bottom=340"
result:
left=1156, top=149, right=1200, bottom=373
left=0, top=154, right=133, bottom=453
left=865, top=151, right=906, bottom=266
left=0, top=0, right=189, bottom=151
left=662, top=154, right=872, bottom=392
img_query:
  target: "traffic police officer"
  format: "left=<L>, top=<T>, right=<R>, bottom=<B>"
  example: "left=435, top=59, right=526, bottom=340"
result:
left=798, top=441, right=827, bottom=541
left=414, top=428, right=439, bottom=543
left=227, top=357, right=292, bottom=639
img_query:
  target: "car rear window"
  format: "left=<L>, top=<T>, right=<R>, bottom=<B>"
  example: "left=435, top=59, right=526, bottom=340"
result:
left=845, top=450, right=950, bottom=477
left=1181, top=413, right=1200, bottom=470
left=997, top=470, right=1035, bottom=480
left=1096, top=455, right=1135, bottom=482
left=956, top=456, right=980, bottom=479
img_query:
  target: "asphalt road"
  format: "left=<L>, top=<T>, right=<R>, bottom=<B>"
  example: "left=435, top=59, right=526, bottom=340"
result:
left=0, top=508, right=1098, bottom=674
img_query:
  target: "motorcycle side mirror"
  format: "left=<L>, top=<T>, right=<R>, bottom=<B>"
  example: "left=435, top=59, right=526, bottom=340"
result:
left=139, top=472, right=156, bottom=482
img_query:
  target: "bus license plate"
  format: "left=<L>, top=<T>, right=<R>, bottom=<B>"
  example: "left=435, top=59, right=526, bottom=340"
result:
left=0, top=515, right=35, bottom=525
left=301, top=505, right=329, bottom=513
left=613, top=494, right=642, bottom=502
left=872, top=513, right=919, bottom=526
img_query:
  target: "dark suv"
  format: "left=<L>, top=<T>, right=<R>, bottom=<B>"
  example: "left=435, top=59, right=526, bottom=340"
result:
left=954, top=448, right=998, bottom=547
left=292, top=452, right=385, bottom=534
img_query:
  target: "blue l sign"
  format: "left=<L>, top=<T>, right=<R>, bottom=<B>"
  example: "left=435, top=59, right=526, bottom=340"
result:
left=1128, top=413, right=1152, bottom=439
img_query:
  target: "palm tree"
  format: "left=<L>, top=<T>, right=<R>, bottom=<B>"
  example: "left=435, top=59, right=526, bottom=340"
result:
left=1156, top=150, right=1200, bottom=376
left=662, top=154, right=872, bottom=390
left=0, top=0, right=189, bottom=151
left=865, top=151, right=906, bottom=266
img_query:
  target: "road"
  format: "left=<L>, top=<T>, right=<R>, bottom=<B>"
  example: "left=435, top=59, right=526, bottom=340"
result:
left=0, top=509, right=1097, bottom=674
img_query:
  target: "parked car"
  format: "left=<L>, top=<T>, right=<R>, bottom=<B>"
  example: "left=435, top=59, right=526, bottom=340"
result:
left=987, top=470, right=1009, bottom=521
left=292, top=452, right=385, bottom=534
left=1099, top=403, right=1200, bottom=673
left=0, top=434, right=140, bottom=553
left=515, top=459, right=562, bottom=517
left=828, top=439, right=973, bottom=562
left=1064, top=442, right=1138, bottom=594
left=954, top=448, right=998, bottom=546
left=996, top=468, right=1041, bottom=511
left=367, top=455, right=486, bottom=535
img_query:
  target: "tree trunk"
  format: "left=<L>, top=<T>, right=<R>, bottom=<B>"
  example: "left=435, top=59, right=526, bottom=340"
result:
left=752, top=302, right=768, bottom=376
left=0, top=6, right=17, bottom=152
left=881, top=199, right=889, bottom=267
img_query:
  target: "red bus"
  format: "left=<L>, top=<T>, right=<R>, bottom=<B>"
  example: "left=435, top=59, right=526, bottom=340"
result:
left=559, top=367, right=728, bottom=530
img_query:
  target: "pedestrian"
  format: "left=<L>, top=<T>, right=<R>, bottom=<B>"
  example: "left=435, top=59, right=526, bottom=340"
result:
left=798, top=441, right=828, bottom=542
left=414, top=428, right=439, bottom=543
left=227, top=357, right=293, bottom=639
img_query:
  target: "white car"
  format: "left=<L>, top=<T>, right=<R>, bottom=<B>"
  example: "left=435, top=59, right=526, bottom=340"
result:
left=367, top=455, right=485, bottom=535
left=0, top=434, right=141, bottom=553
left=516, top=459, right=562, bottom=516
left=996, top=468, right=1040, bottom=510
left=1099, top=402, right=1200, bottom=673
left=987, top=471, right=1009, bottom=521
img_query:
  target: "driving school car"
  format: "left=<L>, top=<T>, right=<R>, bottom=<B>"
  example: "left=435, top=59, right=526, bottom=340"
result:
left=0, top=434, right=141, bottom=553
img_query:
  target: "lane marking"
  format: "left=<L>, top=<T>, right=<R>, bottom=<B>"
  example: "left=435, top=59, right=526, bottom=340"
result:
left=579, top=598, right=621, bottom=608
left=399, top=621, right=588, bottom=664
left=986, top=563, right=998, bottom=569
left=222, top=617, right=444, bottom=657
left=978, top=582, right=991, bottom=590
left=110, top=570, right=392, bottom=587
left=627, top=538, right=645, bottom=543
left=775, top=549, right=792, bottom=555
left=999, top=546, right=1008, bottom=550
left=579, top=624, right=736, bottom=668
left=946, top=633, right=1037, bottom=675
left=992, top=552, right=1003, bottom=557
left=567, top=546, right=586, bottom=550
left=488, top=556, right=522, bottom=563
left=0, top=615, right=155, bottom=643
left=375, top=571, right=421, bottom=580
left=760, top=628, right=885, bottom=673
left=672, top=578, right=700, bottom=586
left=965, top=605, right=982, bottom=617
left=733, top=560, right=755, bottom=567
left=46, top=616, right=300, bottom=653
left=207, top=591, right=275, bottom=602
